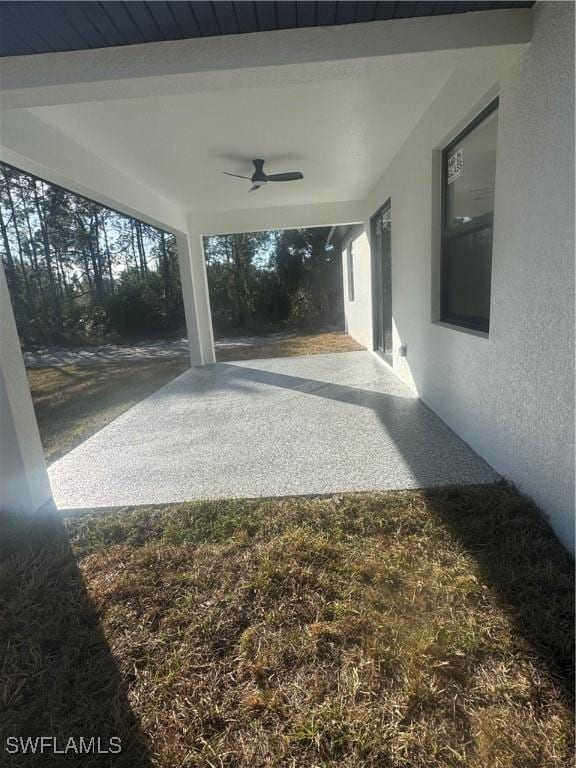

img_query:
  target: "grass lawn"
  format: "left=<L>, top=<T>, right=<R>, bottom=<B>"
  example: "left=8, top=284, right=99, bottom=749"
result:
left=215, top=331, right=363, bottom=362
left=27, top=357, right=189, bottom=465
left=27, top=332, right=362, bottom=465
left=1, top=485, right=573, bottom=767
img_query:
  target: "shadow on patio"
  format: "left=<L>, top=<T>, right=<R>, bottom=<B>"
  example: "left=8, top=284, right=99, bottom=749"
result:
left=47, top=352, right=498, bottom=509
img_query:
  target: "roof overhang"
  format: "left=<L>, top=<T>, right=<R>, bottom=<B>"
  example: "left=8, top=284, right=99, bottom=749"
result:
left=0, top=9, right=532, bottom=109
left=0, top=8, right=533, bottom=234
left=0, top=1, right=534, bottom=58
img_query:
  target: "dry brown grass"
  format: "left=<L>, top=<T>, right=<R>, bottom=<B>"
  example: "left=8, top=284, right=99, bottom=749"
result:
left=215, top=331, right=363, bottom=362
left=0, top=485, right=573, bottom=767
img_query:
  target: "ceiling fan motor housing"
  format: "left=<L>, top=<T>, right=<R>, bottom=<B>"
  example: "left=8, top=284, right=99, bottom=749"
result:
left=252, top=159, right=266, bottom=181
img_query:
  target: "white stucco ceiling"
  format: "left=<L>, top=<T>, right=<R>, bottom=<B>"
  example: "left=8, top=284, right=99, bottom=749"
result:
left=27, top=66, right=450, bottom=213
left=1, top=10, right=531, bottom=229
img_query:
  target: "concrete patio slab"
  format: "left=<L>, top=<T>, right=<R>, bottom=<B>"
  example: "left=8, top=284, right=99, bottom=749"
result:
left=48, top=351, right=499, bottom=510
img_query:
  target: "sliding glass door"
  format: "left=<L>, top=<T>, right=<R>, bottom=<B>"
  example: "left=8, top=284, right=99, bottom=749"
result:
left=371, top=200, right=392, bottom=360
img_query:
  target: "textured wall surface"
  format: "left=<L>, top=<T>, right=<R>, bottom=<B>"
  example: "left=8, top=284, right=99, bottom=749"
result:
left=341, top=229, right=373, bottom=351
left=346, top=2, right=575, bottom=551
left=484, top=0, right=575, bottom=550
left=0, top=264, right=52, bottom=515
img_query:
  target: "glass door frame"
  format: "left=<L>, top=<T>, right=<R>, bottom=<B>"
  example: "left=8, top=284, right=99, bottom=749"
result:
left=370, top=198, right=392, bottom=364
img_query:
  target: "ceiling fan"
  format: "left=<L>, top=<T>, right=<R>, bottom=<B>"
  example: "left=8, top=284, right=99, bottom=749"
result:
left=223, top=159, right=304, bottom=192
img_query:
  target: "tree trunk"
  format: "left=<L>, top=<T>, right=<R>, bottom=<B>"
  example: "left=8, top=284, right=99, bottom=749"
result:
left=92, top=210, right=105, bottom=300
left=0, top=203, right=24, bottom=325
left=102, top=220, right=114, bottom=292
left=75, top=213, right=95, bottom=298
left=232, top=235, right=246, bottom=327
left=135, top=220, right=147, bottom=276
left=33, top=180, right=62, bottom=336
left=3, top=175, right=37, bottom=342
left=86, top=211, right=104, bottom=304
left=160, top=231, right=170, bottom=298
left=130, top=220, right=140, bottom=279
left=54, top=249, right=68, bottom=298
left=81, top=246, right=94, bottom=295
left=19, top=179, right=50, bottom=338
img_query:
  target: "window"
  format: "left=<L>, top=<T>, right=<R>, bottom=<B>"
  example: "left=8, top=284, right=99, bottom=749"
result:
left=347, top=243, right=355, bottom=302
left=441, top=99, right=498, bottom=334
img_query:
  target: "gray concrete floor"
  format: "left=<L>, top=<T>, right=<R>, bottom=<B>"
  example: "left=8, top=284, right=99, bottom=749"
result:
left=48, top=351, right=498, bottom=510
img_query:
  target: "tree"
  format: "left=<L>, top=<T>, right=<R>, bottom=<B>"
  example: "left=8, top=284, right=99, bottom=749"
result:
left=204, top=227, right=342, bottom=334
left=0, top=162, right=184, bottom=348
left=1, top=161, right=344, bottom=347
left=204, top=231, right=270, bottom=330
left=269, top=227, right=341, bottom=327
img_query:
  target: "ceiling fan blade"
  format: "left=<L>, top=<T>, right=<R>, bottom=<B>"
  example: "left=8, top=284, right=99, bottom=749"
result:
left=222, top=171, right=252, bottom=180
left=265, top=172, right=304, bottom=182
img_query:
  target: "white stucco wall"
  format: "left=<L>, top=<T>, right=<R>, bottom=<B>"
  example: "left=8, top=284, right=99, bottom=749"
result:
left=346, top=1, right=575, bottom=551
left=341, top=227, right=373, bottom=350
left=0, top=264, right=52, bottom=516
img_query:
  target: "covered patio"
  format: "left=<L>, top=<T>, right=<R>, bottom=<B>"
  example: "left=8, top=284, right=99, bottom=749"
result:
left=49, top=350, right=496, bottom=510
left=1, top=6, right=573, bottom=766
left=1, top=3, right=532, bottom=519
left=2, top=1, right=574, bottom=557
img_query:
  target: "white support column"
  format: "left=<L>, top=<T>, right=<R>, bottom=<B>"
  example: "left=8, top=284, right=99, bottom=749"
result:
left=191, top=234, right=216, bottom=364
left=175, top=231, right=215, bottom=366
left=0, top=264, right=52, bottom=515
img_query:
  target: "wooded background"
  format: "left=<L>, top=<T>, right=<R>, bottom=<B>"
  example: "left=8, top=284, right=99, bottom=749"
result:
left=0, top=163, right=183, bottom=348
left=204, top=228, right=342, bottom=336
left=1, top=163, right=343, bottom=349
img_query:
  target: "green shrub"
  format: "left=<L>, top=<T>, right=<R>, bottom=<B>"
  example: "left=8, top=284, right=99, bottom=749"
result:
left=62, top=296, right=109, bottom=341
left=288, top=288, right=321, bottom=328
left=104, top=273, right=168, bottom=334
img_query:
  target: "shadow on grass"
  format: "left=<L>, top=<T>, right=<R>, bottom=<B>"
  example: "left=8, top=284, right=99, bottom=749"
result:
left=208, top=362, right=574, bottom=699
left=49, top=360, right=572, bottom=705
left=0, top=506, right=152, bottom=768
left=423, top=484, right=575, bottom=703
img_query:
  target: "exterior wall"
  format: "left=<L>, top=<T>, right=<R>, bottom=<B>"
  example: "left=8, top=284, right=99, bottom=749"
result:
left=341, top=227, right=373, bottom=351
left=349, top=2, right=575, bottom=551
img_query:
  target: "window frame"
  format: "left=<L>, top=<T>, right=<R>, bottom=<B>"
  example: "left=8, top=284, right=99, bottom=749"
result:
left=370, top=198, right=393, bottom=360
left=347, top=242, right=355, bottom=302
left=440, top=97, right=499, bottom=335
